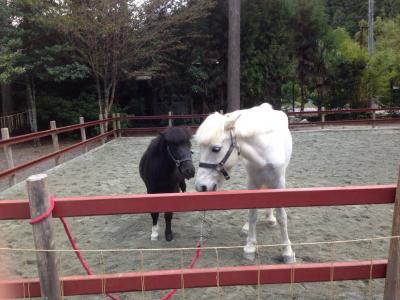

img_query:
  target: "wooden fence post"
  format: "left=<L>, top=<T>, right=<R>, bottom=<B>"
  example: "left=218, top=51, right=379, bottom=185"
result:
left=384, top=167, right=400, bottom=300
left=168, top=111, right=173, bottom=127
left=1, top=128, right=16, bottom=186
left=79, top=117, right=88, bottom=153
left=112, top=113, right=118, bottom=139
left=372, top=110, right=376, bottom=128
left=50, top=121, right=60, bottom=165
left=99, top=114, right=105, bottom=145
left=27, top=174, right=62, bottom=300
left=321, top=107, right=326, bottom=129
left=116, top=113, right=122, bottom=137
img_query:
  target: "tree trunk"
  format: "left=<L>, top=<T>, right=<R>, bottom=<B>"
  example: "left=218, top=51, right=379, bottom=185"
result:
left=1, top=83, right=13, bottom=114
left=227, top=0, right=240, bottom=112
left=26, top=76, right=38, bottom=133
left=95, top=75, right=104, bottom=116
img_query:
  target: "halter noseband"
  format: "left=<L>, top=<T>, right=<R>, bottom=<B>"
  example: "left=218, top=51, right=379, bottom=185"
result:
left=199, top=131, right=240, bottom=180
left=167, top=145, right=192, bottom=168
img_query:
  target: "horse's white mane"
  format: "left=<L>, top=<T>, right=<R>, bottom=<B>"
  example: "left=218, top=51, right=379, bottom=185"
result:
left=195, top=103, right=288, bottom=145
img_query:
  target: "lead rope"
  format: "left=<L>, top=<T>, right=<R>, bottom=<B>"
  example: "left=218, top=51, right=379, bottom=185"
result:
left=160, top=211, right=206, bottom=300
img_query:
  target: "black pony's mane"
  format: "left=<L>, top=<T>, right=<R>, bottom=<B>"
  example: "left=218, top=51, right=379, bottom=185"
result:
left=162, top=127, right=192, bottom=145
left=149, top=127, right=192, bottom=154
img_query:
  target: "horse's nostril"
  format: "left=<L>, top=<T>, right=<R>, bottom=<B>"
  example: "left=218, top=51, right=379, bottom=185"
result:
left=200, top=185, right=207, bottom=192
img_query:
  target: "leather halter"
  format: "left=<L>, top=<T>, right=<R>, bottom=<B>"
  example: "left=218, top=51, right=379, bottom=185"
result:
left=167, top=145, right=192, bottom=168
left=199, top=131, right=240, bottom=180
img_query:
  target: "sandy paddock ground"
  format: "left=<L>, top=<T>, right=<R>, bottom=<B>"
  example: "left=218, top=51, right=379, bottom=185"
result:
left=0, top=128, right=400, bottom=299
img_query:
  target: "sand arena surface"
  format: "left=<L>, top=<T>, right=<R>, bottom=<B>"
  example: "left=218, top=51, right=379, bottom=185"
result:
left=0, top=128, right=400, bottom=299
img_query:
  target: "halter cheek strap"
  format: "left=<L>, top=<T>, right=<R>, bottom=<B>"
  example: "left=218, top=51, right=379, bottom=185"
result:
left=199, top=131, right=240, bottom=180
left=167, top=145, right=192, bottom=168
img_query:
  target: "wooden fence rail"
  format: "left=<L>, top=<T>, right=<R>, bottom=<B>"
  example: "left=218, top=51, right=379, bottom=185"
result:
left=0, top=180, right=398, bottom=298
left=0, top=115, right=117, bottom=188
left=0, top=112, right=28, bottom=133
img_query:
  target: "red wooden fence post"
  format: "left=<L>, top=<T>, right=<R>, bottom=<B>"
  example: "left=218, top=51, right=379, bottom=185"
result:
left=384, top=167, right=400, bottom=300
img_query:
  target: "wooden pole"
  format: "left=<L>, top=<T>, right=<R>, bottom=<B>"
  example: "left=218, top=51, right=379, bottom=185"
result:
left=116, top=113, right=122, bottom=137
left=321, top=107, right=326, bottom=129
left=50, top=121, right=60, bottom=165
left=27, top=174, right=61, bottom=300
left=1, top=128, right=16, bottom=186
left=112, top=113, right=118, bottom=139
left=227, top=0, right=241, bottom=112
left=79, top=117, right=88, bottom=153
left=168, top=111, right=173, bottom=127
left=372, top=110, right=376, bottom=128
left=384, top=167, right=400, bottom=300
left=99, top=114, right=105, bottom=145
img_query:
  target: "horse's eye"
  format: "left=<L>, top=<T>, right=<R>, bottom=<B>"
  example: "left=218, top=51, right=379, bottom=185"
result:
left=212, top=146, right=222, bottom=153
left=191, top=150, right=194, bottom=154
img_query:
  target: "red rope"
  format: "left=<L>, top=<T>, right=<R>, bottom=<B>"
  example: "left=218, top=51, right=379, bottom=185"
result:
left=29, top=195, right=119, bottom=300
left=160, top=241, right=202, bottom=300
left=29, top=195, right=55, bottom=224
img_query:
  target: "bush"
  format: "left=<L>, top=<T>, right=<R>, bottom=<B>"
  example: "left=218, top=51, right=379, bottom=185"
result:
left=37, top=94, right=98, bottom=131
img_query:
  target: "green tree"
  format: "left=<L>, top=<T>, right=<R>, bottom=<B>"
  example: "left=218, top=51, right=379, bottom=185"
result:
left=289, top=0, right=328, bottom=111
left=1, top=0, right=89, bottom=132
left=328, top=28, right=368, bottom=108
left=241, top=0, right=292, bottom=109
left=56, top=0, right=214, bottom=119
left=366, top=16, right=400, bottom=106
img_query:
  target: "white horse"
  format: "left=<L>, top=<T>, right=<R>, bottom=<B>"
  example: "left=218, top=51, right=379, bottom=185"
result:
left=194, top=103, right=295, bottom=263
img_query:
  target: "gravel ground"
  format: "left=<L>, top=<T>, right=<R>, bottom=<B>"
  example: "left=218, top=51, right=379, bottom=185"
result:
left=0, top=127, right=399, bottom=299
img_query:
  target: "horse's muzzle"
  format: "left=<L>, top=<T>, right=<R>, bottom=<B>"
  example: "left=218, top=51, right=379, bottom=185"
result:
left=181, top=164, right=195, bottom=179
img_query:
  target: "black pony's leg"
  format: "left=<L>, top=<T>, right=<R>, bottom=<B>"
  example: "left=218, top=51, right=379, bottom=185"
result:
left=179, top=180, right=186, bottom=193
left=150, top=212, right=160, bottom=240
left=151, top=213, right=159, bottom=226
left=164, top=212, right=173, bottom=241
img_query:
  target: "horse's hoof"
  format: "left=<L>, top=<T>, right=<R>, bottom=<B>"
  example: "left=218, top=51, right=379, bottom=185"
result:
left=243, top=245, right=256, bottom=261
left=151, top=225, right=159, bottom=241
left=243, top=250, right=256, bottom=261
left=266, top=217, right=277, bottom=227
left=165, top=232, right=173, bottom=242
left=282, top=252, right=296, bottom=264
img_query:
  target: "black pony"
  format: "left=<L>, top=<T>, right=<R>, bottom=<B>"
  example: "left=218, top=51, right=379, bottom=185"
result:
left=139, top=127, right=195, bottom=241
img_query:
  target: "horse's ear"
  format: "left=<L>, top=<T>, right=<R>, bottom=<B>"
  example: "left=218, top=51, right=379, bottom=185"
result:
left=224, top=114, right=241, bottom=130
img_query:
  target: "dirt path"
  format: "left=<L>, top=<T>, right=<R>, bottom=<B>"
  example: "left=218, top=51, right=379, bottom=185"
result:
left=0, top=128, right=399, bottom=299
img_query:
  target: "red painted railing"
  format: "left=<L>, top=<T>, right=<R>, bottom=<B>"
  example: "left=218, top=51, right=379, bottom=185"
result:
left=0, top=117, right=117, bottom=182
left=0, top=185, right=397, bottom=297
left=0, top=185, right=395, bottom=220
left=119, top=107, right=400, bottom=135
left=1, top=260, right=388, bottom=298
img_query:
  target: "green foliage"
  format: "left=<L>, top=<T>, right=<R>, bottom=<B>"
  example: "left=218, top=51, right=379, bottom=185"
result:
left=366, top=16, right=400, bottom=105
left=326, top=28, right=368, bottom=107
left=3, top=0, right=400, bottom=124
left=36, top=94, right=98, bottom=129
left=241, top=0, right=292, bottom=108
